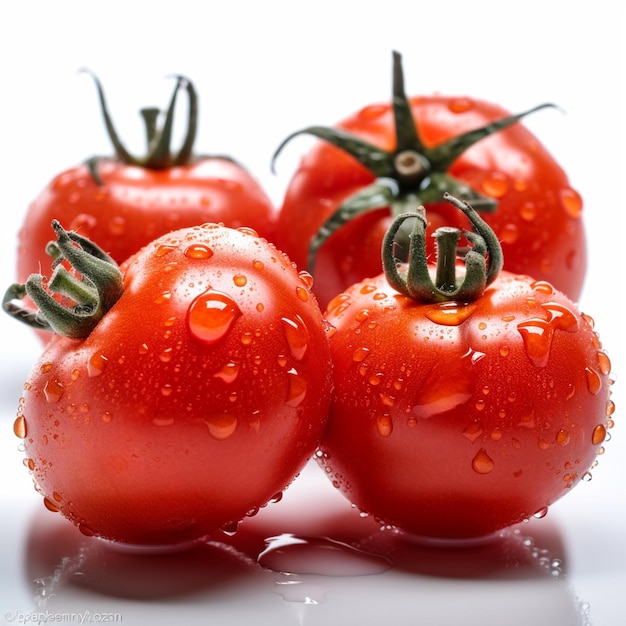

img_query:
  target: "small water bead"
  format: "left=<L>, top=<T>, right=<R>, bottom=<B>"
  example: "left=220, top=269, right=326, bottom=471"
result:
left=154, top=291, right=172, bottom=304
left=43, top=379, right=65, bottom=403
left=184, top=243, right=213, bottom=259
left=286, top=368, right=308, bottom=407
left=13, top=415, right=27, bottom=439
left=471, top=449, right=495, bottom=474
left=533, top=506, right=549, bottom=519
left=295, top=285, right=309, bottom=302
left=556, top=429, right=570, bottom=446
left=214, top=361, right=240, bottom=384
left=281, top=316, right=309, bottom=361
left=253, top=259, right=265, bottom=271
left=87, top=352, right=108, bottom=377
left=462, top=422, right=483, bottom=443
left=156, top=243, right=178, bottom=257
left=424, top=302, right=476, bottom=326
left=352, top=347, right=370, bottom=362
left=481, top=172, right=509, bottom=198
left=203, top=413, right=238, bottom=440
left=187, top=289, right=242, bottom=345
left=233, top=274, right=247, bottom=287
left=237, top=226, right=258, bottom=237
left=448, top=97, right=474, bottom=113
left=597, top=351, right=611, bottom=376
left=592, top=424, right=606, bottom=445
left=499, top=223, right=519, bottom=245
left=559, top=187, right=583, bottom=219
left=585, top=368, right=602, bottom=395
left=519, top=202, right=538, bottom=222
left=298, top=270, right=314, bottom=290
left=108, top=216, right=126, bottom=235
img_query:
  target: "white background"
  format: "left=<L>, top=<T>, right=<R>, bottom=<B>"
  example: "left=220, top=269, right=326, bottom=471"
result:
left=0, top=2, right=624, bottom=625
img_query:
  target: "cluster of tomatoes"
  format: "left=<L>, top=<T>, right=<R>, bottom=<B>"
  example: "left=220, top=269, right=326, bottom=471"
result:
left=5, top=53, right=614, bottom=545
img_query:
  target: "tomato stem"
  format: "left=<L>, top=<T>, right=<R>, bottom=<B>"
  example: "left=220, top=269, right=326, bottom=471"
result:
left=382, top=193, right=502, bottom=303
left=272, top=51, right=556, bottom=275
left=80, top=70, right=199, bottom=181
left=3, top=222, right=124, bottom=338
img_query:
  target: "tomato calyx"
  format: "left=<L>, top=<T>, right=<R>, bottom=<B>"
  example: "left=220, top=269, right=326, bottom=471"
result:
left=272, top=51, right=554, bottom=273
left=82, top=70, right=205, bottom=183
left=383, top=192, right=503, bottom=303
left=3, top=221, right=123, bottom=338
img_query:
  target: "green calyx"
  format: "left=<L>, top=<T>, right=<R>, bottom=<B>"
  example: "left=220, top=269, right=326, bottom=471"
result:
left=272, top=50, right=555, bottom=274
left=82, top=70, right=199, bottom=183
left=383, top=192, right=503, bottom=303
left=3, top=222, right=124, bottom=338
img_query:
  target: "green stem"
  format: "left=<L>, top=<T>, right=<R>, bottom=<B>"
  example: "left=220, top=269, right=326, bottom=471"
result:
left=382, top=193, right=502, bottom=303
left=3, top=221, right=124, bottom=338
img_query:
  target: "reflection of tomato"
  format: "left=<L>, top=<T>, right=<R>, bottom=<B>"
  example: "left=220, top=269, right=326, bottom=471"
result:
left=274, top=52, right=586, bottom=310
left=17, top=74, right=277, bottom=334
left=318, top=198, right=613, bottom=539
left=10, top=221, right=331, bottom=545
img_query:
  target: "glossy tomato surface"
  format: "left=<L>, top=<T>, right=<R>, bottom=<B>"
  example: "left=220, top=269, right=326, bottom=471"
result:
left=18, top=156, right=277, bottom=285
left=14, top=223, right=331, bottom=545
left=276, top=96, right=586, bottom=309
left=318, top=271, right=613, bottom=539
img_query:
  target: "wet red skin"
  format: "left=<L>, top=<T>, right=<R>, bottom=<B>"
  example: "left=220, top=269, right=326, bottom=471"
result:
left=318, top=271, right=612, bottom=539
left=276, top=96, right=586, bottom=309
left=18, top=157, right=278, bottom=288
left=15, top=224, right=331, bottom=546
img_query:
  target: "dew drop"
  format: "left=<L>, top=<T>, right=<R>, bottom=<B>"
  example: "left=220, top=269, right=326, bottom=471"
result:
left=447, top=97, right=474, bottom=113
left=519, top=202, right=537, bottom=221
left=13, top=415, right=27, bottom=439
left=462, top=422, right=483, bottom=443
left=43, top=497, right=60, bottom=513
left=187, top=289, right=241, bottom=345
left=597, top=351, right=611, bottom=376
left=499, top=223, right=519, bottom=245
left=295, top=285, right=309, bottom=302
left=298, top=271, right=314, bottom=290
left=424, top=302, right=476, bottom=326
left=359, top=283, right=377, bottom=295
left=560, top=188, right=583, bottom=219
left=253, top=259, right=265, bottom=271
left=281, top=316, right=309, bottom=361
left=203, top=413, right=238, bottom=440
left=156, top=244, right=178, bottom=257
left=233, top=274, right=247, bottom=287
left=78, top=523, right=95, bottom=537
left=214, top=361, right=240, bottom=384
left=352, top=347, right=370, bottom=362
left=184, top=243, right=213, bottom=259
left=481, top=172, right=509, bottom=198
left=592, top=424, right=606, bottom=445
left=221, top=521, right=240, bottom=536
left=376, top=414, right=393, bottom=437
left=556, top=429, right=570, bottom=446
left=533, top=506, right=549, bottom=519
left=87, top=352, right=108, bottom=377
left=108, top=216, right=126, bottom=235
left=471, top=449, right=495, bottom=474
left=286, top=368, right=307, bottom=407
left=517, top=319, right=552, bottom=368
left=43, top=379, right=65, bottom=403
left=585, top=367, right=602, bottom=395
left=237, top=226, right=259, bottom=237
left=531, top=280, right=555, bottom=295
left=154, top=290, right=172, bottom=304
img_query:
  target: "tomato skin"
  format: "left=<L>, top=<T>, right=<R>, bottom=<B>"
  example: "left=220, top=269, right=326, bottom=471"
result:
left=15, top=224, right=331, bottom=545
left=318, top=271, right=612, bottom=539
left=276, top=96, right=586, bottom=309
left=18, top=157, right=277, bottom=288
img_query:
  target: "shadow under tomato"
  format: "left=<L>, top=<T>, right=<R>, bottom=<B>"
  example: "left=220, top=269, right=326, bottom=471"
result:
left=24, top=507, right=273, bottom=603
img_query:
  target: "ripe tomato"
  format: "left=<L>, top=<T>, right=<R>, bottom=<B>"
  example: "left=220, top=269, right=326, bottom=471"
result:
left=8, top=221, right=332, bottom=546
left=274, top=52, right=586, bottom=310
left=317, top=195, right=613, bottom=539
left=17, top=74, right=277, bottom=315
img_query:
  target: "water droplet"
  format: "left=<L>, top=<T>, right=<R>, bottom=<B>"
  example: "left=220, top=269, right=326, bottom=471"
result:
left=214, top=361, right=240, bottom=384
left=298, top=271, right=314, bottom=289
left=295, top=285, right=309, bottom=302
left=560, top=187, right=583, bottom=219
left=43, top=497, right=60, bottom=513
left=376, top=414, right=393, bottom=437
left=237, top=226, right=259, bottom=237
left=78, top=523, right=95, bottom=537
left=352, top=347, right=370, bottom=362
left=258, top=533, right=392, bottom=576
left=43, top=379, right=65, bottom=403
left=233, top=274, right=247, bottom=287
left=156, top=243, right=178, bottom=257
left=585, top=367, right=602, bottom=395
left=519, top=202, right=537, bottom=221
left=87, top=352, right=108, bottom=377
left=424, top=302, right=477, bottom=326
left=281, top=316, right=309, bottom=361
left=447, top=97, right=474, bottom=113
left=556, top=429, right=570, bottom=446
left=533, top=506, right=549, bottom=519
left=160, top=384, right=173, bottom=396
left=462, top=422, right=483, bottom=443
left=499, top=223, right=519, bottom=245
left=592, top=424, right=606, bottom=445
left=597, top=351, right=611, bottom=376
left=481, top=172, right=509, bottom=198
left=499, top=345, right=510, bottom=357
left=154, top=291, right=172, bottom=304
left=286, top=368, right=307, bottom=407
left=184, top=243, right=213, bottom=259
left=253, top=259, right=265, bottom=271
left=13, top=415, right=27, bottom=438
left=187, top=289, right=241, bottom=345
left=203, top=413, right=238, bottom=440
left=471, top=449, right=495, bottom=474
left=221, top=521, right=240, bottom=536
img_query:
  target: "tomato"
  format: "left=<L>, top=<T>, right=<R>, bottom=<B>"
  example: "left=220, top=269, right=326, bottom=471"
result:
left=7, top=221, right=332, bottom=546
left=17, top=74, right=277, bottom=329
left=317, top=194, right=613, bottom=539
left=274, top=52, right=586, bottom=310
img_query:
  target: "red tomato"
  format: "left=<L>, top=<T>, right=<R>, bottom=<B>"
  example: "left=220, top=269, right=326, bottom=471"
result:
left=9, top=221, right=332, bottom=546
left=274, top=52, right=586, bottom=310
left=318, top=197, right=613, bottom=539
left=17, top=74, right=277, bottom=316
